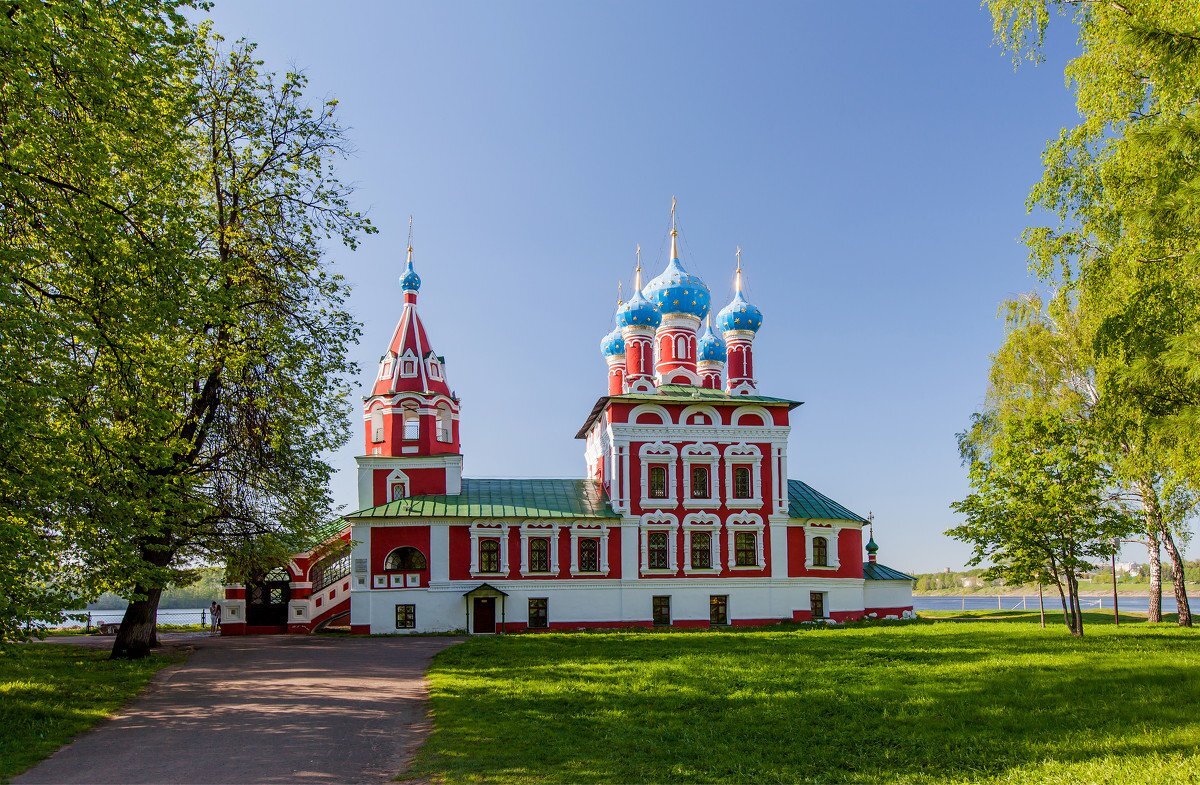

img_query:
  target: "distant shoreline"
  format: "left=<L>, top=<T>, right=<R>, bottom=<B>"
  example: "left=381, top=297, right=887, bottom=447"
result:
left=914, top=590, right=1196, bottom=598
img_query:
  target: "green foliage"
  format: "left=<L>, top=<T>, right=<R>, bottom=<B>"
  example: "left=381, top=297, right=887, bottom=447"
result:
left=411, top=620, right=1200, bottom=784
left=0, top=644, right=175, bottom=780
left=0, top=5, right=372, bottom=649
left=982, top=0, right=1200, bottom=626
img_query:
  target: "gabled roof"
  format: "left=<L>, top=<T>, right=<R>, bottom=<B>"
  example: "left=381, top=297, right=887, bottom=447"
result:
left=576, top=385, right=802, bottom=438
left=787, top=479, right=867, bottom=523
left=346, top=478, right=620, bottom=520
left=863, top=562, right=916, bottom=581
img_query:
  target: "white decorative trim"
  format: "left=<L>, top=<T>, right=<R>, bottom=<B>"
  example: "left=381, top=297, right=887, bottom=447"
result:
left=723, top=442, right=764, bottom=509
left=628, top=403, right=672, bottom=425
left=682, top=512, right=720, bottom=572
left=639, top=512, right=679, bottom=574
left=519, top=523, right=560, bottom=576
left=679, top=404, right=721, bottom=427
left=731, top=405, right=772, bottom=426
left=568, top=523, right=610, bottom=576
left=639, top=442, right=678, bottom=506
left=682, top=443, right=720, bottom=508
left=804, top=525, right=842, bottom=569
left=727, top=512, right=765, bottom=569
left=469, top=522, right=509, bottom=577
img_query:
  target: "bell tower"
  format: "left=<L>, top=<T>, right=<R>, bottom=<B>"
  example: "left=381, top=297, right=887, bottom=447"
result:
left=357, top=226, right=462, bottom=509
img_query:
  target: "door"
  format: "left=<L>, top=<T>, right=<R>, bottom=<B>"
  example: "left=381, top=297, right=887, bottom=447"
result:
left=709, top=595, right=728, bottom=626
left=472, top=596, right=496, bottom=633
left=246, top=568, right=291, bottom=626
left=810, top=591, right=825, bottom=620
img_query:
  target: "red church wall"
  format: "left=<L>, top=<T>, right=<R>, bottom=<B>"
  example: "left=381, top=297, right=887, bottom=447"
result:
left=448, top=525, right=471, bottom=580
left=370, top=526, right=432, bottom=587
left=786, top=526, right=864, bottom=578
left=372, top=467, right=448, bottom=505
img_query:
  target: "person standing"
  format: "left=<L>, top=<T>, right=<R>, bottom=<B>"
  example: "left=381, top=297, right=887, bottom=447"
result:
left=210, top=601, right=221, bottom=635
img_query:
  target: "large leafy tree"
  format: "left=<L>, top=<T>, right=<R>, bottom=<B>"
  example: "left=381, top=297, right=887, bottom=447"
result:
left=104, top=33, right=371, bottom=658
left=987, top=0, right=1200, bottom=625
left=1, top=4, right=371, bottom=654
left=0, top=0, right=198, bottom=640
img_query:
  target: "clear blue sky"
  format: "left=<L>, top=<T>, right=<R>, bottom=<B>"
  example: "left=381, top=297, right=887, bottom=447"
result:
left=204, top=2, right=1166, bottom=573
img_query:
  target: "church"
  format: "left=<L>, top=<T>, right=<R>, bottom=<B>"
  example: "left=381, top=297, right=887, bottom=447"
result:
left=219, top=206, right=914, bottom=635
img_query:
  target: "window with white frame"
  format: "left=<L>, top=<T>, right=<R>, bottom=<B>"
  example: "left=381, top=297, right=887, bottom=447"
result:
left=639, top=513, right=678, bottom=573
left=682, top=443, right=720, bottom=508
left=639, top=443, right=677, bottom=505
left=569, top=524, right=610, bottom=575
left=390, top=481, right=407, bottom=501
left=723, top=443, right=763, bottom=508
left=400, top=351, right=418, bottom=378
left=379, top=353, right=394, bottom=380
left=519, top=524, right=559, bottom=576
left=428, top=356, right=442, bottom=380
left=470, top=525, right=509, bottom=575
left=675, top=335, right=688, bottom=358
left=370, top=409, right=385, bottom=443
left=683, top=513, right=720, bottom=573
left=804, top=526, right=842, bottom=569
left=726, top=512, right=765, bottom=569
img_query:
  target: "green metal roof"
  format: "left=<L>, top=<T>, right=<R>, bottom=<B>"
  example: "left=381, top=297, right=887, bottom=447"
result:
left=787, top=479, right=867, bottom=523
left=346, top=478, right=620, bottom=520
left=576, top=385, right=802, bottom=437
left=863, top=562, right=916, bottom=581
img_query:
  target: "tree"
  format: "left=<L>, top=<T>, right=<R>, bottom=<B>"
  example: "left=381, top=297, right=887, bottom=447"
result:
left=0, top=0, right=199, bottom=641
left=106, top=34, right=372, bottom=658
left=950, top=409, right=1132, bottom=636
left=988, top=0, right=1200, bottom=625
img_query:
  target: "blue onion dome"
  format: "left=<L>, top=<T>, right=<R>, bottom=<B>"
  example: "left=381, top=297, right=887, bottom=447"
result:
left=697, top=322, right=726, bottom=362
left=615, top=287, right=662, bottom=329
left=717, top=290, right=763, bottom=333
left=644, top=253, right=711, bottom=319
left=600, top=326, right=625, bottom=357
left=399, top=251, right=421, bottom=292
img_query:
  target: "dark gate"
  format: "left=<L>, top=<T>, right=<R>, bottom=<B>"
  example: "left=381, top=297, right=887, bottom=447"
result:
left=472, top=596, right=496, bottom=633
left=246, top=567, right=291, bottom=626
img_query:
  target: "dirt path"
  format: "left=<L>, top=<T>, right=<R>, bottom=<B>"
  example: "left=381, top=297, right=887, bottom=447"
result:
left=16, top=634, right=461, bottom=784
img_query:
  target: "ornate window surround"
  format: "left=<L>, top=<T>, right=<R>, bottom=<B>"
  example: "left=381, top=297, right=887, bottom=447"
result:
left=639, top=512, right=679, bottom=574
left=682, top=512, right=721, bottom=575
left=569, top=523, right=610, bottom=576
left=469, top=522, right=509, bottom=577
left=639, top=442, right=678, bottom=506
left=723, top=443, right=763, bottom=509
left=804, top=525, right=842, bottom=570
left=399, top=349, right=419, bottom=378
left=519, top=522, right=559, bottom=576
left=385, top=468, right=410, bottom=501
left=682, top=443, right=721, bottom=509
left=726, top=512, right=765, bottom=570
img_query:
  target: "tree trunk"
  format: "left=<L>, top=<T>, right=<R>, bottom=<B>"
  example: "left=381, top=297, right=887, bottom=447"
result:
left=1038, top=582, right=1046, bottom=628
left=1147, top=529, right=1162, bottom=623
left=1053, top=575, right=1072, bottom=633
left=1066, top=570, right=1083, bottom=637
left=111, top=586, right=163, bottom=659
left=1159, top=524, right=1192, bottom=627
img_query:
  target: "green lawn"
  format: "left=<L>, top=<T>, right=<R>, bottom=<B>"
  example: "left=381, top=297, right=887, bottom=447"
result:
left=0, top=644, right=176, bottom=782
left=409, top=613, right=1200, bottom=784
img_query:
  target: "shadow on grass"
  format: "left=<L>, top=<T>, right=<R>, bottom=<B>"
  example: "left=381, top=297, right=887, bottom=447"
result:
left=410, top=622, right=1200, bottom=784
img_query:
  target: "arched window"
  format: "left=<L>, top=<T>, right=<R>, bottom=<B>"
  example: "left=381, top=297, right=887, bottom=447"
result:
left=384, top=546, right=427, bottom=572
left=733, top=466, right=752, bottom=499
left=390, top=481, right=407, bottom=501
left=691, top=465, right=710, bottom=499
left=479, top=539, right=501, bottom=573
left=528, top=538, right=550, bottom=573
left=735, top=532, right=758, bottom=567
left=370, top=410, right=384, bottom=443
left=648, top=465, right=667, bottom=499
left=812, top=536, right=829, bottom=567
left=676, top=335, right=688, bottom=358
left=436, top=404, right=452, bottom=443
left=691, top=531, right=712, bottom=569
left=402, top=403, right=419, bottom=441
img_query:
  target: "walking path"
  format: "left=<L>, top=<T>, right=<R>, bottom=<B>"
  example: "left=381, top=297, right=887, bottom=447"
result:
left=17, top=634, right=461, bottom=784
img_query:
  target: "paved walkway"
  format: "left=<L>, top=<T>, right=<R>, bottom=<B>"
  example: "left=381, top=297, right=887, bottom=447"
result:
left=17, top=634, right=462, bottom=785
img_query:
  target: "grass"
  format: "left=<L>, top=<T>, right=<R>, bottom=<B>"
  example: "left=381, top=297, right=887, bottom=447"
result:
left=409, top=613, right=1200, bottom=784
left=0, top=644, right=177, bottom=782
